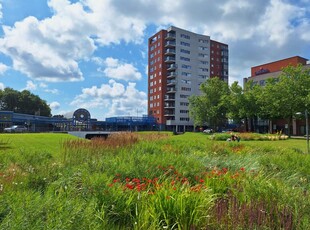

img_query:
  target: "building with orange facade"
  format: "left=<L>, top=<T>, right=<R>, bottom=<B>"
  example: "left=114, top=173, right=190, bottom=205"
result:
left=243, top=56, right=310, bottom=135
left=148, top=26, right=228, bottom=132
left=244, top=56, right=308, bottom=86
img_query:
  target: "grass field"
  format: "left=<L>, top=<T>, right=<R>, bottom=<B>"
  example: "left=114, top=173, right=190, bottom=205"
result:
left=0, top=132, right=309, bottom=229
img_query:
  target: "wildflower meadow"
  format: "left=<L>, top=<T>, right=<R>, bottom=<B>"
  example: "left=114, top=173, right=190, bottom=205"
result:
left=0, top=132, right=309, bottom=229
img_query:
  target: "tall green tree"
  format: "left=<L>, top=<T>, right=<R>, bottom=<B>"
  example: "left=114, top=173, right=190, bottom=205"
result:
left=259, top=64, right=310, bottom=135
left=189, top=77, right=229, bottom=130
left=0, top=88, right=51, bottom=116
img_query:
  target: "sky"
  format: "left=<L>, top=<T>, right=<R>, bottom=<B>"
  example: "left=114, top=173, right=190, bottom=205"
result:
left=0, top=0, right=309, bottom=120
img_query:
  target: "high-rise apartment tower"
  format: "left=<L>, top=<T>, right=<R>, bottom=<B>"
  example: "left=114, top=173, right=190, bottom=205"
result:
left=148, top=26, right=229, bottom=132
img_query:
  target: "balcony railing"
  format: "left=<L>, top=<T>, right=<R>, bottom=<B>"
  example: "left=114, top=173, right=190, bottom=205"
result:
left=165, top=33, right=176, bottom=40
left=167, top=72, right=177, bottom=78
left=167, top=64, right=177, bottom=71
left=165, top=41, right=176, bottom=47
left=167, top=80, right=176, bottom=85
left=164, top=95, right=175, bottom=101
left=164, top=102, right=175, bottom=108
left=165, top=49, right=176, bottom=55
left=166, top=87, right=176, bottom=93
left=165, top=57, right=176, bottom=63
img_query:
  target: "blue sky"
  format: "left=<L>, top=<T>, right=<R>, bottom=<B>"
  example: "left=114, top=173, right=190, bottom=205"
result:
left=0, top=0, right=309, bottom=120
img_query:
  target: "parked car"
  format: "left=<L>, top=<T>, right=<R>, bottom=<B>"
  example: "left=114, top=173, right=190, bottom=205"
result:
left=4, top=125, right=27, bottom=133
left=203, top=128, right=213, bottom=134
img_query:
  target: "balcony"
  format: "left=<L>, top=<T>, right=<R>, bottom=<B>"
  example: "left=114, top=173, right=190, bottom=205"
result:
left=165, top=56, right=176, bottom=63
left=166, top=119, right=176, bottom=126
left=167, top=80, right=176, bottom=86
left=165, top=33, right=176, bottom=40
left=165, top=41, right=176, bottom=47
left=167, top=72, right=177, bottom=78
left=166, top=87, right=176, bottom=93
left=164, top=103, right=175, bottom=108
left=167, top=64, right=177, bottom=71
left=164, top=108, right=175, bottom=116
left=164, top=95, right=175, bottom=101
left=165, top=49, right=176, bottom=55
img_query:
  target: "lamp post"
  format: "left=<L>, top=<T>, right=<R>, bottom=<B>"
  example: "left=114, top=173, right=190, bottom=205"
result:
left=296, top=110, right=309, bottom=154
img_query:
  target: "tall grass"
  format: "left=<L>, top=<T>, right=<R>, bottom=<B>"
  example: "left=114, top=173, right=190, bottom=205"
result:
left=0, top=132, right=309, bottom=229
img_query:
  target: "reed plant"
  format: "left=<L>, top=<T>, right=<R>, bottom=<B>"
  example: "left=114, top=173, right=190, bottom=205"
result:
left=0, top=132, right=309, bottom=229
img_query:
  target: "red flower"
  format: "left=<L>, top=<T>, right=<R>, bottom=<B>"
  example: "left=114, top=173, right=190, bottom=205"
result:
left=125, top=183, right=135, bottom=190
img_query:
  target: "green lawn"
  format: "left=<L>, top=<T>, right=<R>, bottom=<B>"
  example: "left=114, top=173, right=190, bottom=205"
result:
left=0, top=133, right=78, bottom=154
left=0, top=132, right=309, bottom=229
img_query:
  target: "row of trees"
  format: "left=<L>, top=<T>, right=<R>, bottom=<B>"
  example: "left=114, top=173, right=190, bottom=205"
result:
left=189, top=65, right=310, bottom=134
left=0, top=88, right=51, bottom=116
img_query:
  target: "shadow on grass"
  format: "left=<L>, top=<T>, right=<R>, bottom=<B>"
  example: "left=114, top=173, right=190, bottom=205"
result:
left=0, top=140, right=12, bottom=150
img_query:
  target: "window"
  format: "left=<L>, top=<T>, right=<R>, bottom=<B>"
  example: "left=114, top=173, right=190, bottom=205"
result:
left=180, top=49, right=190, bottom=54
left=198, top=39, right=208, bottom=44
left=150, top=96, right=153, bottom=101
left=199, top=68, right=208, bottom=72
left=198, top=75, right=207, bottom=79
left=198, top=53, right=208, bottom=58
left=181, top=72, right=191, bottom=77
left=181, top=79, right=191, bottom=84
left=180, top=34, right=190, bottom=39
left=200, top=61, right=208, bottom=65
left=180, top=94, right=189, bottom=98
left=180, top=41, right=190, bottom=47
left=259, top=80, right=265, bottom=86
left=180, top=117, right=190, bottom=121
left=180, top=56, right=190, bottom=62
left=150, top=82, right=153, bottom=86
left=180, top=102, right=189, bottom=106
left=198, top=46, right=208, bottom=51
left=182, top=64, right=191, bottom=69
left=181, top=87, right=191, bottom=91
left=180, top=110, right=189, bottom=114
left=150, top=74, right=154, bottom=79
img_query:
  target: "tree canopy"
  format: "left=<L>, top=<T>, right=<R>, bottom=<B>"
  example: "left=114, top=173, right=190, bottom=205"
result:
left=189, top=77, right=229, bottom=130
left=0, top=88, right=51, bottom=117
left=189, top=65, right=310, bottom=134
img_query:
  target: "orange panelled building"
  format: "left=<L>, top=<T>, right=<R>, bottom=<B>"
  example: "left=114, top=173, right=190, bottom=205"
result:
left=251, top=56, right=308, bottom=77
left=243, top=56, right=310, bottom=135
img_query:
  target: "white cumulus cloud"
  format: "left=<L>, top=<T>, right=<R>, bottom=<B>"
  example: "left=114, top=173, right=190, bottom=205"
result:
left=71, top=80, right=147, bottom=117
left=0, top=62, right=8, bottom=75
left=102, top=58, right=142, bottom=81
left=24, top=80, right=37, bottom=91
left=49, top=101, right=60, bottom=110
